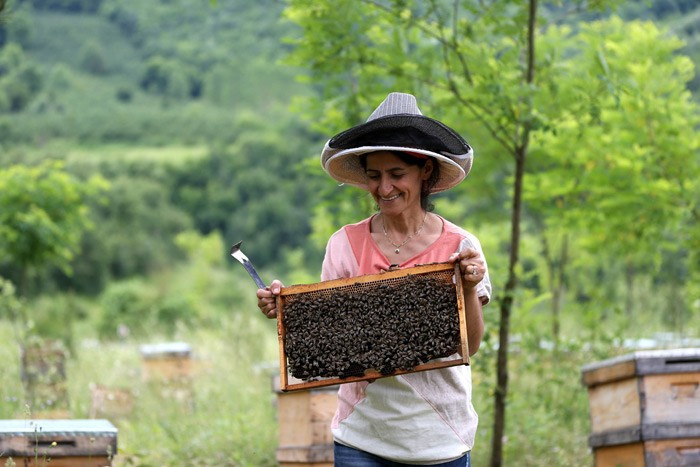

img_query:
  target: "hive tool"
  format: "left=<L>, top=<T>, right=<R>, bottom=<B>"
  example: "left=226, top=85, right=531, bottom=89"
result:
left=229, top=241, right=266, bottom=289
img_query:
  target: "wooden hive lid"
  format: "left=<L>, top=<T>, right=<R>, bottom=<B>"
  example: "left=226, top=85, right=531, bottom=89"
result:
left=139, top=341, right=191, bottom=359
left=581, top=348, right=700, bottom=387
left=0, top=419, right=117, bottom=457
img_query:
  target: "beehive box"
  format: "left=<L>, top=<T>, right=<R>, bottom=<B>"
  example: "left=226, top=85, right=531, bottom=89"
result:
left=139, top=342, right=192, bottom=382
left=581, top=348, right=700, bottom=467
left=272, top=375, right=336, bottom=466
left=89, top=384, right=134, bottom=419
left=0, top=419, right=117, bottom=467
left=20, top=339, right=70, bottom=416
left=276, top=262, right=469, bottom=391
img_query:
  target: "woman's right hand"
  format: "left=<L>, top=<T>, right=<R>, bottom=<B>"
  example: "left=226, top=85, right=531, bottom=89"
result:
left=257, top=280, right=284, bottom=319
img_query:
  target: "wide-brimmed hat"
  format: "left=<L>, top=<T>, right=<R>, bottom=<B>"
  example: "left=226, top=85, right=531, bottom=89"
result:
left=320, top=92, right=473, bottom=193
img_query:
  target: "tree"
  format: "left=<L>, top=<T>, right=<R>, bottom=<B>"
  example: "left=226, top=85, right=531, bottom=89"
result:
left=0, top=43, right=42, bottom=112
left=50, top=172, right=193, bottom=295
left=524, top=17, right=700, bottom=339
left=282, top=1, right=699, bottom=465
left=167, top=113, right=324, bottom=270
left=0, top=161, right=107, bottom=296
left=79, top=39, right=107, bottom=75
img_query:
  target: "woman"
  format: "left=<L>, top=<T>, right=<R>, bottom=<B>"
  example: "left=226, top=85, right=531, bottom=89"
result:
left=257, top=92, right=491, bottom=466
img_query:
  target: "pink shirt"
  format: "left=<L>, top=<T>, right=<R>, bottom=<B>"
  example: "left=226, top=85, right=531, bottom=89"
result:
left=322, top=215, right=491, bottom=463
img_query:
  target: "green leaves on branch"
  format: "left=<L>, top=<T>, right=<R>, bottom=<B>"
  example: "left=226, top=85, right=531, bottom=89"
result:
left=526, top=18, right=700, bottom=261
left=0, top=161, right=107, bottom=295
left=0, top=43, right=42, bottom=112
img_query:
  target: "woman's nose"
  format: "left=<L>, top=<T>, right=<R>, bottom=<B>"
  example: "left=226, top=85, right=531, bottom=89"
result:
left=379, top=176, right=393, bottom=195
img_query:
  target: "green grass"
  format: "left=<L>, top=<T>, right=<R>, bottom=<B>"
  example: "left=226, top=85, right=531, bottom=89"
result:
left=0, top=250, right=282, bottom=465
left=471, top=344, right=595, bottom=466
left=1, top=317, right=280, bottom=466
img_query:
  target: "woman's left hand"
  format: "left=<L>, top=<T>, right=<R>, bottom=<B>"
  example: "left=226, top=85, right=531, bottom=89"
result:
left=449, top=248, right=486, bottom=289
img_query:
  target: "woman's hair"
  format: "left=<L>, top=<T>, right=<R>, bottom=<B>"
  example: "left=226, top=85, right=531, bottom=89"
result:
left=359, top=151, right=439, bottom=211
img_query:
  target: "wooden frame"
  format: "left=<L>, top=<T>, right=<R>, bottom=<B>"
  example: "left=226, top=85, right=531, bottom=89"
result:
left=276, top=262, right=469, bottom=391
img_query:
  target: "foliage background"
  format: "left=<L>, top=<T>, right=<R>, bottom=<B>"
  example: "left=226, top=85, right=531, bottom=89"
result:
left=0, top=0, right=698, bottom=465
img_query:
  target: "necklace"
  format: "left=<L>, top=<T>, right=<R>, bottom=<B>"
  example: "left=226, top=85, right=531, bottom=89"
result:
left=381, top=212, right=428, bottom=254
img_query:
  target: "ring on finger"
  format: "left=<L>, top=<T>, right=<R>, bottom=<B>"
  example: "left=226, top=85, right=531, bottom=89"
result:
left=472, top=266, right=479, bottom=276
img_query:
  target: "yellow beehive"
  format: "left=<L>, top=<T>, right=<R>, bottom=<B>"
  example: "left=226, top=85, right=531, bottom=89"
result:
left=273, top=375, right=336, bottom=467
left=581, top=348, right=700, bottom=467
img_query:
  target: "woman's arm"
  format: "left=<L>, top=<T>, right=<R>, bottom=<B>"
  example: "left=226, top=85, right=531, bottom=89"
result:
left=450, top=248, right=487, bottom=356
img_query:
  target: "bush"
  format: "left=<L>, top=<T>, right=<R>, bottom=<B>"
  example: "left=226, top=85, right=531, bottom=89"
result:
left=6, top=6, right=33, bottom=48
left=25, top=0, right=103, bottom=14
left=26, top=293, right=91, bottom=349
left=156, top=293, right=197, bottom=334
left=79, top=39, right=107, bottom=75
left=97, top=274, right=204, bottom=340
left=115, top=86, right=132, bottom=102
left=0, top=44, right=43, bottom=112
left=98, top=279, right=157, bottom=340
left=0, top=276, right=21, bottom=322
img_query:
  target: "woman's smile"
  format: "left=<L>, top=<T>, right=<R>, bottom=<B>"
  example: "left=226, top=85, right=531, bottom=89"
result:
left=365, top=151, right=431, bottom=214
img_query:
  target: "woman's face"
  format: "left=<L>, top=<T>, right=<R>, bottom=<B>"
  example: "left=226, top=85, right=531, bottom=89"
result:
left=364, top=151, right=433, bottom=215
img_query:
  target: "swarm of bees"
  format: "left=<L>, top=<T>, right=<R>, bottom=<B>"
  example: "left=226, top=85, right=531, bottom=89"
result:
left=283, top=275, right=460, bottom=380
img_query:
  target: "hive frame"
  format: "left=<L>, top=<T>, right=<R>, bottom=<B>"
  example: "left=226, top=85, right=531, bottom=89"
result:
left=276, top=262, right=469, bottom=391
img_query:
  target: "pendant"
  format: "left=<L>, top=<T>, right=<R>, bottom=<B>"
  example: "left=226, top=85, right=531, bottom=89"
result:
left=395, top=248, right=400, bottom=254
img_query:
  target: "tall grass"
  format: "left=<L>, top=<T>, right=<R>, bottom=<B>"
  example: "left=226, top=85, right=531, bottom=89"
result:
left=470, top=342, right=595, bottom=466
left=0, top=246, right=283, bottom=466
left=1, top=317, right=280, bottom=466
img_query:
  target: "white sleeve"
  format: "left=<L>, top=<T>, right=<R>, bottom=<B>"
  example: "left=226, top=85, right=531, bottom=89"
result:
left=320, top=228, right=358, bottom=281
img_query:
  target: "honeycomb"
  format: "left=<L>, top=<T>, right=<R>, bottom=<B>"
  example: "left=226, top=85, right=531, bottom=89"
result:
left=280, top=264, right=464, bottom=385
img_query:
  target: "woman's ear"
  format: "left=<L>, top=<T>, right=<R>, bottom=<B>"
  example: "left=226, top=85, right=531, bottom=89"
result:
left=422, top=159, right=434, bottom=181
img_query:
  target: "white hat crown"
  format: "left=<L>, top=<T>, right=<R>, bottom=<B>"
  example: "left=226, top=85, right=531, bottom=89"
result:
left=367, top=92, right=423, bottom=120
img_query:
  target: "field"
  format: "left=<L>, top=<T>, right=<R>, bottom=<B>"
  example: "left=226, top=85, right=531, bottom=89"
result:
left=0, top=316, right=281, bottom=466
left=0, top=308, right=652, bottom=467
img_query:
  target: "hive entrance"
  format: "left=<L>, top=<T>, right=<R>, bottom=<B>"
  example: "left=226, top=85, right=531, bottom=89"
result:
left=276, top=262, right=470, bottom=391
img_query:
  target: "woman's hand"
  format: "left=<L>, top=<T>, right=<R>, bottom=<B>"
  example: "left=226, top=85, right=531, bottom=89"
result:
left=449, top=248, right=486, bottom=356
left=257, top=280, right=284, bottom=319
left=449, top=248, right=486, bottom=289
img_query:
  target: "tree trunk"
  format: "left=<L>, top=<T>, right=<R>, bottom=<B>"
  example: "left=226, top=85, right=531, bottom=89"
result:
left=490, top=1, right=537, bottom=465
left=20, top=266, right=29, bottom=298
left=624, top=262, right=634, bottom=315
left=538, top=229, right=567, bottom=347
left=551, top=234, right=568, bottom=347
left=490, top=150, right=526, bottom=467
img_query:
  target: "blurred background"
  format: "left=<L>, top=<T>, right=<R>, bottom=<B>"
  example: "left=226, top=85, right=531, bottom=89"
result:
left=0, top=0, right=698, bottom=465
